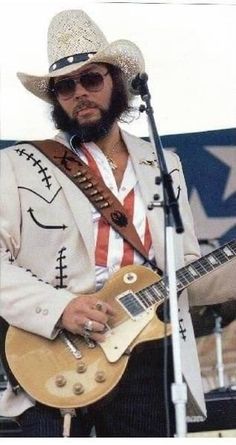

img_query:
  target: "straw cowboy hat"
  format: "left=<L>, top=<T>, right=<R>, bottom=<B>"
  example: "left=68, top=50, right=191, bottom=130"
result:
left=17, top=9, right=145, bottom=104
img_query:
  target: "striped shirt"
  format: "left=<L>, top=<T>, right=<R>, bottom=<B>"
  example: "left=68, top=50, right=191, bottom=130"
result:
left=72, top=141, right=155, bottom=289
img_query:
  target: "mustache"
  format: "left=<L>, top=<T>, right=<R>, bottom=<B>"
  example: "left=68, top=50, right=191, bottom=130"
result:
left=72, top=99, right=99, bottom=117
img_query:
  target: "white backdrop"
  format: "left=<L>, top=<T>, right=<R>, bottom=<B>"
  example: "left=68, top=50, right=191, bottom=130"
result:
left=0, top=0, right=236, bottom=140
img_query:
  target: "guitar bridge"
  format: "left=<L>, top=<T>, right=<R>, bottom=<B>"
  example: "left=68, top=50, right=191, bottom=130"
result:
left=59, top=331, right=82, bottom=359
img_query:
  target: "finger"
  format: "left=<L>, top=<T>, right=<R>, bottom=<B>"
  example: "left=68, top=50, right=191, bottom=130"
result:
left=90, top=331, right=108, bottom=343
left=80, top=328, right=107, bottom=343
left=95, top=300, right=116, bottom=316
left=87, top=308, right=110, bottom=325
left=82, top=318, right=106, bottom=333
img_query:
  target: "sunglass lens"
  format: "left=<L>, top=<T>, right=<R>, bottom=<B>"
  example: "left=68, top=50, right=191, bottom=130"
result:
left=81, top=72, right=104, bottom=91
left=53, top=72, right=106, bottom=97
left=54, top=78, right=75, bottom=97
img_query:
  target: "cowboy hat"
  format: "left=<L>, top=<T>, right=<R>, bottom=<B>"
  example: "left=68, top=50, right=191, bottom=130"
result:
left=17, top=9, right=145, bottom=103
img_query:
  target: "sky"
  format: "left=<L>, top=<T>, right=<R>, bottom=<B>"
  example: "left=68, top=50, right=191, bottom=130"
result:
left=0, top=0, right=236, bottom=140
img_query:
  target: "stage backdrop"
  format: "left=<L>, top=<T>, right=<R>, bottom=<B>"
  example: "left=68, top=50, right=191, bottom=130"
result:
left=1, top=128, right=235, bottom=244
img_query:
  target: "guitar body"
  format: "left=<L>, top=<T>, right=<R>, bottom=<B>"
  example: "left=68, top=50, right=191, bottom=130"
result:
left=3, top=239, right=236, bottom=408
left=5, top=265, right=171, bottom=409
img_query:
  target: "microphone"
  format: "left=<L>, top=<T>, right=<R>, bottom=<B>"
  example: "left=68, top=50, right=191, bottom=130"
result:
left=128, top=72, right=148, bottom=96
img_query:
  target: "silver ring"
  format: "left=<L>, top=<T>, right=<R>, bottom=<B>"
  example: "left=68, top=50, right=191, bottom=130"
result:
left=84, top=319, right=93, bottom=332
left=82, top=328, right=91, bottom=338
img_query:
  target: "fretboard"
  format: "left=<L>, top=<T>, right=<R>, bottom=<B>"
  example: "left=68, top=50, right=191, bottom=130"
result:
left=136, top=239, right=236, bottom=309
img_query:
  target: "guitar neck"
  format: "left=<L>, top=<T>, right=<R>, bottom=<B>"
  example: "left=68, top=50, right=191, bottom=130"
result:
left=176, top=239, right=236, bottom=293
left=136, top=239, right=236, bottom=308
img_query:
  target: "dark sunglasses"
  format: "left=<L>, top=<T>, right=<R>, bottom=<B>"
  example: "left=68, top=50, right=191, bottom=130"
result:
left=50, top=70, right=109, bottom=98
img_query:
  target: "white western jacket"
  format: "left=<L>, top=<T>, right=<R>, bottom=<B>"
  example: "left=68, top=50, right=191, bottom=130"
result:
left=1, top=130, right=235, bottom=420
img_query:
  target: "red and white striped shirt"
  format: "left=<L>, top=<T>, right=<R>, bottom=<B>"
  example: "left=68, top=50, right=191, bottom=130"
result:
left=76, top=142, right=155, bottom=289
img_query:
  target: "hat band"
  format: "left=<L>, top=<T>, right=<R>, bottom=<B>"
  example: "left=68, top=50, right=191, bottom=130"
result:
left=49, top=52, right=97, bottom=73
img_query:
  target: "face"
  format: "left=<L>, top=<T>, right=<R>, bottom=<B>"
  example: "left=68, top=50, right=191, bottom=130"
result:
left=54, top=63, right=113, bottom=127
left=49, top=63, right=129, bottom=142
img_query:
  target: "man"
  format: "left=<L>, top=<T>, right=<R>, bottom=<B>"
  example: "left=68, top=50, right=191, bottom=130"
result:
left=0, top=9, right=235, bottom=437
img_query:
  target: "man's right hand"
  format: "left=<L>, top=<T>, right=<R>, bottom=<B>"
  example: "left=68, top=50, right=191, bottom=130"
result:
left=60, top=294, right=115, bottom=342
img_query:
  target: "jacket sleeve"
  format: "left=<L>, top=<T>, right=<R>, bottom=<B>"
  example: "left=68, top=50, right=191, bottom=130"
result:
left=175, top=156, right=236, bottom=306
left=0, top=150, right=75, bottom=339
left=176, top=154, right=201, bottom=264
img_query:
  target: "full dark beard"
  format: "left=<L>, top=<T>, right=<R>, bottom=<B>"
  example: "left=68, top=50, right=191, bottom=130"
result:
left=51, top=84, right=129, bottom=143
left=67, top=105, right=118, bottom=142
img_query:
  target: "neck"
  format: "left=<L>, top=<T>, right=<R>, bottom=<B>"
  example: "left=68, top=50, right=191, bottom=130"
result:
left=95, top=124, right=125, bottom=156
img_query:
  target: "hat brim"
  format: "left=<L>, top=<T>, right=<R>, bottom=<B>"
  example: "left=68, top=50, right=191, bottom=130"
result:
left=17, top=39, right=145, bottom=103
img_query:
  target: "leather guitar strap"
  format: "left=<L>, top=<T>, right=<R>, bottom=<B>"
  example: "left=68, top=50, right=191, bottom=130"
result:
left=22, top=139, right=156, bottom=268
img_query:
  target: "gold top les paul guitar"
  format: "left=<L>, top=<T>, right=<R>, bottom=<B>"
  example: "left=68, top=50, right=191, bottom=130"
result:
left=3, top=240, right=236, bottom=409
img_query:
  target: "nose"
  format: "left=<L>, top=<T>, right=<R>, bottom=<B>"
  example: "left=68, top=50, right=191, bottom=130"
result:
left=73, top=80, right=88, bottom=98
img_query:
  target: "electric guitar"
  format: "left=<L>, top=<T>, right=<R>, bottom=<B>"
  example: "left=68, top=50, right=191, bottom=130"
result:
left=2, top=239, right=236, bottom=409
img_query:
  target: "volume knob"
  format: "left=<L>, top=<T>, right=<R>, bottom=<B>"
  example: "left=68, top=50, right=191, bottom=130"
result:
left=55, top=375, right=66, bottom=387
left=73, top=383, right=84, bottom=395
left=95, top=371, right=106, bottom=383
left=77, top=362, right=87, bottom=373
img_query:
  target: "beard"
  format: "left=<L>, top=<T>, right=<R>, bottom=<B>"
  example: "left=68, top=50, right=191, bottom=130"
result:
left=51, top=84, right=129, bottom=143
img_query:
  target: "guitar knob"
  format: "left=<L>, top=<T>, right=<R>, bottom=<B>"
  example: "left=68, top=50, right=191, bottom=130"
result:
left=55, top=375, right=66, bottom=387
left=76, top=362, right=87, bottom=373
left=73, top=383, right=84, bottom=395
left=95, top=371, right=106, bottom=383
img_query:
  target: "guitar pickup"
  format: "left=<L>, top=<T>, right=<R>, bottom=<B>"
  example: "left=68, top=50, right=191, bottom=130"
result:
left=116, top=290, right=149, bottom=321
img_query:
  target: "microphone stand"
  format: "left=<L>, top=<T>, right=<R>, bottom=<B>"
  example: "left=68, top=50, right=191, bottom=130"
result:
left=135, top=73, right=187, bottom=437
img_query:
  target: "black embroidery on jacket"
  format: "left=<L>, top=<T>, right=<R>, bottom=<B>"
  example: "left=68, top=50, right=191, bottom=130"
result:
left=19, top=266, right=50, bottom=285
left=15, top=148, right=52, bottom=189
left=5, top=249, right=15, bottom=264
left=18, top=187, right=62, bottom=204
left=178, top=309, right=187, bottom=341
left=169, top=168, right=181, bottom=201
left=176, top=186, right=181, bottom=201
left=169, top=168, right=179, bottom=175
left=55, top=247, right=68, bottom=289
left=27, top=208, right=67, bottom=230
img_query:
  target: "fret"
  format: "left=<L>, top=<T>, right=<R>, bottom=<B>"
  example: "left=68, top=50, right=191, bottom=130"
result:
left=142, top=289, right=155, bottom=306
left=198, top=256, right=214, bottom=272
left=154, top=284, right=165, bottom=300
left=148, top=286, right=160, bottom=302
left=214, top=249, right=230, bottom=264
left=134, top=240, right=236, bottom=310
left=175, top=271, right=188, bottom=286
left=156, top=281, right=167, bottom=298
left=228, top=240, right=236, bottom=253
left=186, top=264, right=200, bottom=278
left=148, top=285, right=163, bottom=301
left=191, top=260, right=208, bottom=276
left=207, top=253, right=220, bottom=267
left=137, top=292, right=150, bottom=308
left=183, top=271, right=195, bottom=283
left=176, top=269, right=194, bottom=286
left=137, top=284, right=163, bottom=309
left=222, top=245, right=235, bottom=257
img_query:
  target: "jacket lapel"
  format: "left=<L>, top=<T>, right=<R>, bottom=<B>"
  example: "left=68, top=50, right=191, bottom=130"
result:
left=52, top=134, right=95, bottom=265
left=122, top=130, right=166, bottom=270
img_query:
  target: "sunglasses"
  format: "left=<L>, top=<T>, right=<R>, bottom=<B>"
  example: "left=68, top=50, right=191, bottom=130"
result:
left=51, top=70, right=109, bottom=99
